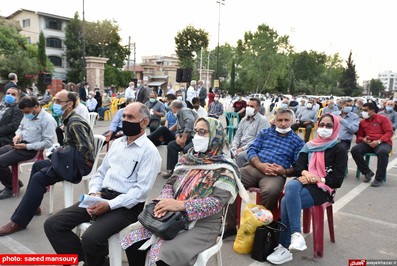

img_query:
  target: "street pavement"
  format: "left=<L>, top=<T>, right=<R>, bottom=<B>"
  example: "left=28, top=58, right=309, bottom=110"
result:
left=0, top=110, right=396, bottom=266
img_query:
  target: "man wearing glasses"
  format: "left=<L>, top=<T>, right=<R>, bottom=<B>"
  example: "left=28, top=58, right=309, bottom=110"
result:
left=0, top=90, right=95, bottom=236
left=45, top=102, right=161, bottom=266
left=337, top=98, right=360, bottom=151
left=351, top=102, right=393, bottom=187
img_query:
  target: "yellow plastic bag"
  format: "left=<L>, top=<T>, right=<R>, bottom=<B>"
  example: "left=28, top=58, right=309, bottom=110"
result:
left=233, top=203, right=273, bottom=254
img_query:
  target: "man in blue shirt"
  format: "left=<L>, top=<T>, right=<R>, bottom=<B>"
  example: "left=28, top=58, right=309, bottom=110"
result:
left=225, top=108, right=304, bottom=237
left=338, top=98, right=359, bottom=151
left=291, top=99, right=318, bottom=142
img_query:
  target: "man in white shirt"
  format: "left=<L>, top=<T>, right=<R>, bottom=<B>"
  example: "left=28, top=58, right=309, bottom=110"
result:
left=86, top=92, right=97, bottom=112
left=186, top=80, right=197, bottom=105
left=192, top=97, right=207, bottom=117
left=44, top=102, right=161, bottom=266
left=125, top=82, right=135, bottom=101
left=0, top=96, right=57, bottom=199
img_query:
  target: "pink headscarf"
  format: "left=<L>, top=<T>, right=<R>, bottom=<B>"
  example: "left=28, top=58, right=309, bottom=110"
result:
left=301, top=113, right=340, bottom=193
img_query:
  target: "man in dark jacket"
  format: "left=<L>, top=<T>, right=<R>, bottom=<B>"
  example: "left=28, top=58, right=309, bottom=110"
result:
left=0, top=88, right=23, bottom=147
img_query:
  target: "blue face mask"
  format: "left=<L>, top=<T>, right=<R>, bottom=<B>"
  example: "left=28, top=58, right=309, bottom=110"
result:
left=385, top=106, right=393, bottom=112
left=52, top=103, right=65, bottom=116
left=149, top=98, right=156, bottom=103
left=281, top=103, right=289, bottom=109
left=343, top=106, right=352, bottom=113
left=4, top=95, right=16, bottom=105
left=24, top=113, right=35, bottom=120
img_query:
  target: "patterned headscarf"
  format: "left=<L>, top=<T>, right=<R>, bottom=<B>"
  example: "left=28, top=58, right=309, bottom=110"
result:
left=173, top=117, right=248, bottom=203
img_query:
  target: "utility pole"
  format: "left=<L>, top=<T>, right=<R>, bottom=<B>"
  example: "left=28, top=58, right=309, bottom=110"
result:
left=133, top=42, right=136, bottom=77
left=216, top=0, right=225, bottom=82
left=82, top=0, right=86, bottom=82
left=127, top=36, right=131, bottom=71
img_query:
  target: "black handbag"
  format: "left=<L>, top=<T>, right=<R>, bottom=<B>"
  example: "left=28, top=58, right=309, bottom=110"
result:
left=48, top=146, right=91, bottom=184
left=251, top=220, right=287, bottom=262
left=138, top=202, right=188, bottom=240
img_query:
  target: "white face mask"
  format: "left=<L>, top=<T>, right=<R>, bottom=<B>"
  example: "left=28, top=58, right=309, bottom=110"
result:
left=245, top=106, right=255, bottom=117
left=317, top=128, right=333, bottom=139
left=214, top=97, right=219, bottom=101
left=361, top=111, right=369, bottom=119
left=307, top=103, right=313, bottom=109
left=192, top=135, right=209, bottom=153
left=177, top=96, right=183, bottom=101
left=275, top=127, right=292, bottom=134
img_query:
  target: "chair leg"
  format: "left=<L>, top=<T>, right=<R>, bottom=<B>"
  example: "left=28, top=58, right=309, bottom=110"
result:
left=312, top=205, right=325, bottom=258
left=11, top=164, right=19, bottom=196
left=63, top=182, right=74, bottom=208
left=108, top=233, right=123, bottom=266
left=49, top=185, right=55, bottom=214
left=302, top=208, right=311, bottom=234
left=326, top=204, right=335, bottom=243
left=216, top=248, right=222, bottom=266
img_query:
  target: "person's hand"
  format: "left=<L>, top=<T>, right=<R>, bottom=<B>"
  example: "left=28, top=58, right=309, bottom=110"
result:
left=236, top=147, right=244, bottom=155
left=368, top=140, right=378, bottom=148
left=86, top=201, right=110, bottom=217
left=259, top=163, right=278, bottom=176
left=104, top=132, right=112, bottom=142
left=297, top=175, right=311, bottom=185
left=14, top=143, right=27, bottom=150
left=270, top=163, right=286, bottom=176
left=13, top=135, right=22, bottom=145
left=153, top=199, right=185, bottom=218
left=176, top=136, right=186, bottom=147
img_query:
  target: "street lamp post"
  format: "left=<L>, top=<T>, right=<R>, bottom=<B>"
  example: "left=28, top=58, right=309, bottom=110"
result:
left=216, top=0, right=225, bottom=82
left=82, top=0, right=86, bottom=82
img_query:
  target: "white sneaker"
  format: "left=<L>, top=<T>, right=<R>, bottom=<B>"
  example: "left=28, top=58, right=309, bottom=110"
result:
left=267, top=244, right=293, bottom=265
left=289, top=232, right=307, bottom=252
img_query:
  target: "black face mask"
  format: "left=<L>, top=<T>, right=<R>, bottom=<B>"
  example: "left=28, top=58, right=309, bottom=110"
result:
left=122, top=120, right=142, bottom=136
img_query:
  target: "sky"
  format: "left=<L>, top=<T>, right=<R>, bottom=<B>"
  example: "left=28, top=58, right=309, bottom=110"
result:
left=1, top=0, right=396, bottom=84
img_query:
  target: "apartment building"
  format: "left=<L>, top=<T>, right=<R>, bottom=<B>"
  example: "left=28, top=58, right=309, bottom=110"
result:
left=6, top=9, right=70, bottom=80
left=378, top=70, right=397, bottom=92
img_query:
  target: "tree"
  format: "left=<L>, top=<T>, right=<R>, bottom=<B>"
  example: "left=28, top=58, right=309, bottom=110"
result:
left=369, top=79, right=385, bottom=96
left=339, top=51, right=360, bottom=96
left=175, top=25, right=209, bottom=69
left=64, top=13, right=83, bottom=83
left=235, top=24, right=292, bottom=94
left=37, top=31, right=47, bottom=93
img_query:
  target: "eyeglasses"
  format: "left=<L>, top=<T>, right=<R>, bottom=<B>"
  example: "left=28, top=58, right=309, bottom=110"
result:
left=194, top=128, right=209, bottom=136
left=318, top=123, right=333, bottom=129
left=54, top=99, right=69, bottom=104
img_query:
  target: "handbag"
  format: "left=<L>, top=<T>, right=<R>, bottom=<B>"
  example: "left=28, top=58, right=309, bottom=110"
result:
left=251, top=220, right=287, bottom=262
left=138, top=202, right=188, bottom=240
left=48, top=146, right=90, bottom=184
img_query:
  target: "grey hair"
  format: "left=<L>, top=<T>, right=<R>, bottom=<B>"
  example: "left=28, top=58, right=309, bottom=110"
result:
left=339, top=98, right=353, bottom=105
left=190, top=80, right=197, bottom=86
left=274, top=107, right=295, bottom=120
left=8, top=73, right=17, bottom=80
left=138, top=102, right=150, bottom=120
left=170, top=100, right=184, bottom=109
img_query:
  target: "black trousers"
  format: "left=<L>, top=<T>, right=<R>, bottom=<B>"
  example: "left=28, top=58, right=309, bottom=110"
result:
left=351, top=142, right=392, bottom=181
left=166, top=138, right=193, bottom=171
left=147, top=126, right=175, bottom=146
left=44, top=201, right=144, bottom=266
left=11, top=160, right=64, bottom=226
left=339, top=139, right=352, bottom=151
left=125, top=240, right=169, bottom=266
left=291, top=121, right=314, bottom=142
left=148, top=119, right=161, bottom=133
left=0, top=145, right=37, bottom=188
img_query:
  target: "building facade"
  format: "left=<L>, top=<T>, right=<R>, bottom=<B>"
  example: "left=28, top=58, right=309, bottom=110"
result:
left=6, top=9, right=70, bottom=80
left=378, top=70, right=397, bottom=92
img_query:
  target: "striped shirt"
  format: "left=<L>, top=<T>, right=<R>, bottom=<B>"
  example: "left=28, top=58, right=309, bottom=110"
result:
left=63, top=110, right=95, bottom=164
left=89, top=133, right=161, bottom=209
left=247, top=127, right=305, bottom=169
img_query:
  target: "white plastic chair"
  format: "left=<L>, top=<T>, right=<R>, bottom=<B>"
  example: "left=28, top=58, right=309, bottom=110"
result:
left=88, top=112, right=98, bottom=129
left=193, top=204, right=229, bottom=266
left=48, top=134, right=106, bottom=214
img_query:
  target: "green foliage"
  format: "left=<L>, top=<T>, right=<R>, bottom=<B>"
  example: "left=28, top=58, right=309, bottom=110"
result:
left=235, top=24, right=292, bottom=94
left=339, top=51, right=360, bottom=96
left=104, top=65, right=132, bottom=90
left=369, top=78, right=385, bottom=96
left=64, top=13, right=83, bottom=83
left=175, top=25, right=209, bottom=69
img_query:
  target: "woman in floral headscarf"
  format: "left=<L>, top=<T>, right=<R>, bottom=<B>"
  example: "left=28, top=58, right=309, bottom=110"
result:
left=120, top=117, right=248, bottom=266
left=267, top=114, right=348, bottom=265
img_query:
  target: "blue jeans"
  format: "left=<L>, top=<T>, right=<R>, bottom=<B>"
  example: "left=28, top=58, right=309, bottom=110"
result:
left=279, top=179, right=315, bottom=248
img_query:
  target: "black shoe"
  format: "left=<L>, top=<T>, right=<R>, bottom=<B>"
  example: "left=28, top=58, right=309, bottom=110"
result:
left=0, top=188, right=13, bottom=200
left=222, top=228, right=237, bottom=239
left=371, top=180, right=383, bottom=187
left=363, top=171, right=374, bottom=183
left=18, top=180, right=24, bottom=189
left=162, top=170, right=173, bottom=179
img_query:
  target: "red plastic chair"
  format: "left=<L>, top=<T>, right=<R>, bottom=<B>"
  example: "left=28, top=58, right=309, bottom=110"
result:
left=11, top=150, right=44, bottom=196
left=302, top=202, right=335, bottom=257
left=236, top=187, right=284, bottom=228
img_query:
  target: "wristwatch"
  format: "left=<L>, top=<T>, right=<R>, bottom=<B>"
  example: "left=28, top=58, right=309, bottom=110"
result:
left=321, top=177, right=326, bottom=183
left=377, top=140, right=382, bottom=145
